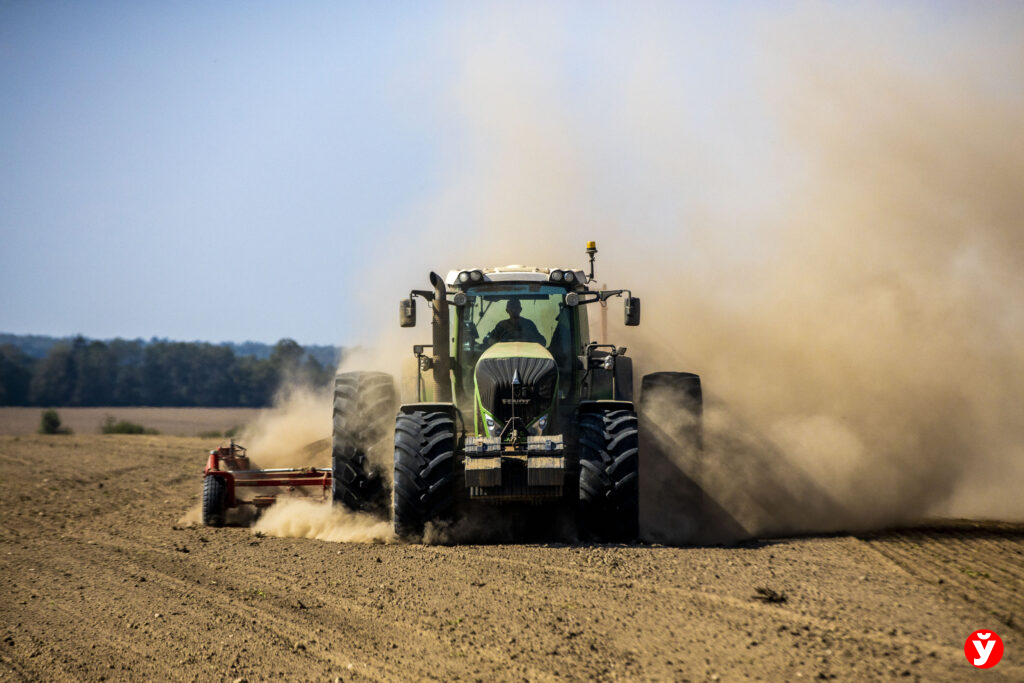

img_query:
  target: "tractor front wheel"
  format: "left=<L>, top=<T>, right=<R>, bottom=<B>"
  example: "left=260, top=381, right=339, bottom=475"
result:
left=392, top=411, right=456, bottom=538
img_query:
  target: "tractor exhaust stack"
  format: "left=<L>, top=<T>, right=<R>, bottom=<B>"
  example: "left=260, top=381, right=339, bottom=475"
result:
left=429, top=271, right=453, bottom=402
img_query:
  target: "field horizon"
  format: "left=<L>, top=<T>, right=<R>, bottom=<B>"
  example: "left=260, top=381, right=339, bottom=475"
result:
left=0, top=407, right=263, bottom=438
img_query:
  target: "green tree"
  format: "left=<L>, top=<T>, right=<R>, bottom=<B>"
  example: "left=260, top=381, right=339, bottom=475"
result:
left=269, top=338, right=332, bottom=390
left=270, top=338, right=304, bottom=372
left=0, top=344, right=34, bottom=405
left=29, top=343, right=75, bottom=406
left=72, top=340, right=115, bottom=406
left=109, top=339, right=144, bottom=406
left=189, top=344, right=239, bottom=406
left=234, top=355, right=276, bottom=407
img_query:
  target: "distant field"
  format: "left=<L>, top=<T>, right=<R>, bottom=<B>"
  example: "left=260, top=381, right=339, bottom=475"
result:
left=0, top=407, right=262, bottom=436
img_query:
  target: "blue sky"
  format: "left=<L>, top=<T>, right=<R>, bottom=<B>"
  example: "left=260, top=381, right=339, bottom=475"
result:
left=1, top=1, right=1013, bottom=346
left=1, top=1, right=453, bottom=344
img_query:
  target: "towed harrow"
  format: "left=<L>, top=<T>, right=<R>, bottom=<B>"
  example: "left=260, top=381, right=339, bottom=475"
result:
left=201, top=441, right=331, bottom=526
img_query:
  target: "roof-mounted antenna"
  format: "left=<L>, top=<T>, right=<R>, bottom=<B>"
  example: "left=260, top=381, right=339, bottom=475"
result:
left=586, top=241, right=598, bottom=282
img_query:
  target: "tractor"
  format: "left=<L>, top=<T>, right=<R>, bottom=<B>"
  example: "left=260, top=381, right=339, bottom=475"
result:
left=330, top=241, right=703, bottom=541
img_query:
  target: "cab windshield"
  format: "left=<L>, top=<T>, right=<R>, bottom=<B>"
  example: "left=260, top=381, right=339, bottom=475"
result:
left=455, top=283, right=574, bottom=399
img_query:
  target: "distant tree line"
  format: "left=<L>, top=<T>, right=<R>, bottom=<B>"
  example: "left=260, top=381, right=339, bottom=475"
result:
left=0, top=336, right=336, bottom=407
left=0, top=333, right=339, bottom=368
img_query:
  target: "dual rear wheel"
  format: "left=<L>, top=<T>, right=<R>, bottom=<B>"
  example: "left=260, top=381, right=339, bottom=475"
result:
left=330, top=371, right=397, bottom=515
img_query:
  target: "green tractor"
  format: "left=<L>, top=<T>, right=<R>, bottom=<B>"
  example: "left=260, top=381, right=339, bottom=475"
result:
left=330, top=242, right=703, bottom=541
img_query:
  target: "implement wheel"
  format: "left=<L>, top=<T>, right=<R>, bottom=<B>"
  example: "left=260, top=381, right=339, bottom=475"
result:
left=202, top=475, right=227, bottom=527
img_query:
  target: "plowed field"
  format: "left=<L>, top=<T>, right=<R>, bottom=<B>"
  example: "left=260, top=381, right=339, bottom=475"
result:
left=2, top=434, right=1022, bottom=681
left=0, top=407, right=260, bottom=437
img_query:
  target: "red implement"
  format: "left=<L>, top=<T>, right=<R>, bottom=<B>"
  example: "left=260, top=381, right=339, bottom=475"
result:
left=201, top=442, right=332, bottom=525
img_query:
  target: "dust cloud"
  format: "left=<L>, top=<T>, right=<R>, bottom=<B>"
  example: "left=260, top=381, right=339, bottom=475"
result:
left=356, top=4, right=1024, bottom=541
left=238, top=385, right=332, bottom=468
left=252, top=498, right=395, bottom=543
left=628, top=5, right=1024, bottom=539
left=214, top=5, right=1024, bottom=544
left=177, top=503, right=202, bottom=527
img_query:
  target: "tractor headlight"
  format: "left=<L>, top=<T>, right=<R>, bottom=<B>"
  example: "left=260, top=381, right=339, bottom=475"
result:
left=484, top=415, right=500, bottom=436
left=527, top=414, right=548, bottom=436
left=550, top=270, right=563, bottom=282
left=470, top=269, right=483, bottom=282
left=563, top=270, right=575, bottom=283
left=458, top=271, right=471, bottom=284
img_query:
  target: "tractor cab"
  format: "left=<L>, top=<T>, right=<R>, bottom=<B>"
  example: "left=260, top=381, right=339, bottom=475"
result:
left=447, top=272, right=586, bottom=437
left=400, top=250, right=640, bottom=443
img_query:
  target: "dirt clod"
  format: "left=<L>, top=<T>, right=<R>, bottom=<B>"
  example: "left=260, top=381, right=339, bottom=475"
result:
left=753, top=587, right=788, bottom=604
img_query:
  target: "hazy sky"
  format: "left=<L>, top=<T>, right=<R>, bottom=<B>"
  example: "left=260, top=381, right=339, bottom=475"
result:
left=0, top=1, right=1010, bottom=346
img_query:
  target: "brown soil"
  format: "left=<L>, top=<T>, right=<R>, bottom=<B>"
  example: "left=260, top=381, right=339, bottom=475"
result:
left=0, top=407, right=261, bottom=437
left=1, top=434, right=1021, bottom=681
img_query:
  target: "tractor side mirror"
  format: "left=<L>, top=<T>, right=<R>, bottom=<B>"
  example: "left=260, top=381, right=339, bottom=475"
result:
left=399, top=298, right=416, bottom=327
left=624, top=297, right=641, bottom=326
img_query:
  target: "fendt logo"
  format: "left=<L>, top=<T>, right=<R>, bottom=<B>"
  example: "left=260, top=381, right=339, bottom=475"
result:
left=964, top=630, right=1003, bottom=669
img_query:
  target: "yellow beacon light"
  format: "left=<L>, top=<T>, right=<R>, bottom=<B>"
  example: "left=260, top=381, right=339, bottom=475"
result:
left=586, top=240, right=596, bottom=250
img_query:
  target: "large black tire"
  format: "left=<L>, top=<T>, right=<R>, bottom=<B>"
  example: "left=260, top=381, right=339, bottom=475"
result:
left=638, top=372, right=703, bottom=544
left=331, top=371, right=397, bottom=513
left=202, top=475, right=227, bottom=527
left=392, top=411, right=456, bottom=538
left=578, top=409, right=640, bottom=542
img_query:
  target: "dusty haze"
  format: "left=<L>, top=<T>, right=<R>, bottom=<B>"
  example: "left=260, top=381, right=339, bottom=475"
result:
left=239, top=386, right=332, bottom=469
left=252, top=5, right=1024, bottom=542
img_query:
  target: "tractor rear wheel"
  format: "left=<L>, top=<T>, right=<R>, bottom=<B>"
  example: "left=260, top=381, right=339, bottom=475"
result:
left=578, top=408, right=639, bottom=542
left=331, top=371, right=397, bottom=514
left=638, top=371, right=703, bottom=544
left=202, top=475, right=227, bottom=527
left=639, top=372, right=702, bottom=446
left=392, top=411, right=456, bottom=538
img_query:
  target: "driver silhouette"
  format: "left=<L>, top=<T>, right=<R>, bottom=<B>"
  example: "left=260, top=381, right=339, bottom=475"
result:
left=485, top=299, right=545, bottom=345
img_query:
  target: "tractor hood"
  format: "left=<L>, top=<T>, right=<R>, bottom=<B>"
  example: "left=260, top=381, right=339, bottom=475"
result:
left=474, top=342, right=558, bottom=431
